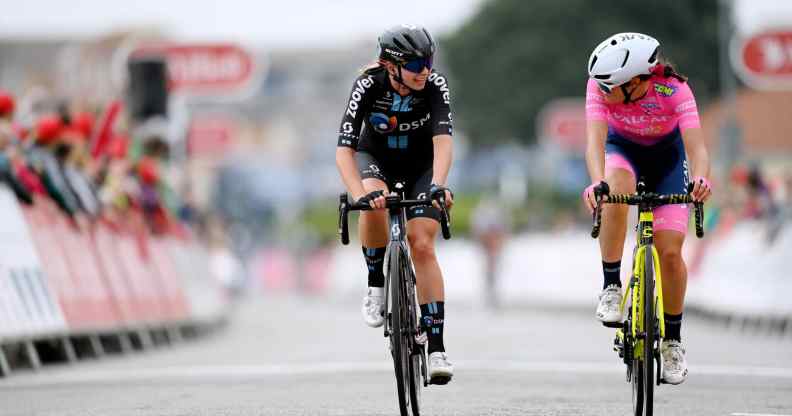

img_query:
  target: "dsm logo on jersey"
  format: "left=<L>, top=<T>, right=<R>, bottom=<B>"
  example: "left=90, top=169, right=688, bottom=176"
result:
left=369, top=113, right=397, bottom=134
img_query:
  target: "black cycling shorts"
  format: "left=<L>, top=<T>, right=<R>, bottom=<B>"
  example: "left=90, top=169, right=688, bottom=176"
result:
left=355, top=151, right=440, bottom=222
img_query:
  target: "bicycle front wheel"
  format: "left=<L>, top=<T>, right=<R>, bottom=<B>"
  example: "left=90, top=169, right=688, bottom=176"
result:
left=642, top=245, right=657, bottom=416
left=632, top=358, right=644, bottom=416
left=402, top=258, right=423, bottom=416
left=389, top=247, right=411, bottom=416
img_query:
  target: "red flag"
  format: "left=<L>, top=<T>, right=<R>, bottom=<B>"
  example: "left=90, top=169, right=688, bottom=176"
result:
left=90, top=100, right=123, bottom=159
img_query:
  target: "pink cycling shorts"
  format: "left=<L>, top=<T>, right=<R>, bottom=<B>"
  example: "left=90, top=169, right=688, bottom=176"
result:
left=605, top=152, right=690, bottom=235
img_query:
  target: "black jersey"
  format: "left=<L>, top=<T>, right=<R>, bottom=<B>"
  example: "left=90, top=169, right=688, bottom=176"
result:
left=337, top=67, right=453, bottom=174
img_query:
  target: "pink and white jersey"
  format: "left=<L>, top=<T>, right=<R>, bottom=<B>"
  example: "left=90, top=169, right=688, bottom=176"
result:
left=585, top=75, right=701, bottom=146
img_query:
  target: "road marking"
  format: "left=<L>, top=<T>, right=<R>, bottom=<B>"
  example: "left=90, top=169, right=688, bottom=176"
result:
left=731, top=413, right=792, bottom=416
left=2, top=360, right=792, bottom=388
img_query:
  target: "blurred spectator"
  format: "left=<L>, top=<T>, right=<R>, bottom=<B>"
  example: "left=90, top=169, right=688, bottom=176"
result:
left=177, top=183, right=201, bottom=227
left=137, top=155, right=171, bottom=234
left=27, top=115, right=82, bottom=216
left=471, top=195, right=511, bottom=309
left=0, top=92, right=34, bottom=205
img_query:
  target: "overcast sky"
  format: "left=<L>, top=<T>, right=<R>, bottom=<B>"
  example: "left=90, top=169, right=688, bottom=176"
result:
left=0, top=0, right=789, bottom=47
left=0, top=0, right=484, bottom=47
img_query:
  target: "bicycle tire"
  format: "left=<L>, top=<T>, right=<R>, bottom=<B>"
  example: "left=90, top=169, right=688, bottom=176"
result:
left=643, top=245, right=656, bottom=416
left=389, top=247, right=411, bottom=416
left=632, top=357, right=644, bottom=416
left=403, top=258, right=422, bottom=416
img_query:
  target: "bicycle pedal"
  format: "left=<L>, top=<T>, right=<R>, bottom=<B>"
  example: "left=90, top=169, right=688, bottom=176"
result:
left=602, top=321, right=623, bottom=329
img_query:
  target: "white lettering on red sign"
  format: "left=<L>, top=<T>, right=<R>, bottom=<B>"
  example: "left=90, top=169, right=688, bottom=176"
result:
left=732, top=31, right=792, bottom=90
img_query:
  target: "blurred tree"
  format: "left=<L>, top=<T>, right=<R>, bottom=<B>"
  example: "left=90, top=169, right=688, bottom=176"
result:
left=442, top=0, right=719, bottom=145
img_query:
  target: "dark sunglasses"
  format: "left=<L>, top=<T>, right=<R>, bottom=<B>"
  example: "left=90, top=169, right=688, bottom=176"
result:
left=403, top=56, right=433, bottom=73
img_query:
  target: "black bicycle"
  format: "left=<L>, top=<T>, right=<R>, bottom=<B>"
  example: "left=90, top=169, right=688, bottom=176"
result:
left=339, top=183, right=451, bottom=416
left=591, top=181, right=704, bottom=416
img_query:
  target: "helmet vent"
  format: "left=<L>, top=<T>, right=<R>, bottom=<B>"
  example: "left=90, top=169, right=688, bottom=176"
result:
left=402, top=34, right=419, bottom=50
left=422, top=28, right=434, bottom=44
left=648, top=47, right=659, bottom=64
left=611, top=39, right=618, bottom=46
left=621, top=50, right=630, bottom=68
left=593, top=74, right=611, bottom=80
left=392, top=38, right=408, bottom=51
left=589, top=56, right=598, bottom=71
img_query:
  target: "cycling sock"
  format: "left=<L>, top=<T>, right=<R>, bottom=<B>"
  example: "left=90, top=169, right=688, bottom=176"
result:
left=420, top=301, right=445, bottom=354
left=363, top=246, right=386, bottom=288
left=602, top=260, right=622, bottom=289
left=664, top=313, right=683, bottom=342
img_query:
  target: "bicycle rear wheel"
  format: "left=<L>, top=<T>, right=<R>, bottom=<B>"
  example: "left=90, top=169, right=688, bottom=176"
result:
left=389, top=247, right=411, bottom=416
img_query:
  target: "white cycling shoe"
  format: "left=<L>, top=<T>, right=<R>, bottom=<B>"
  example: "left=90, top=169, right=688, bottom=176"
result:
left=661, top=339, right=688, bottom=385
left=596, top=284, right=624, bottom=323
left=428, top=351, right=453, bottom=385
left=361, top=287, right=385, bottom=328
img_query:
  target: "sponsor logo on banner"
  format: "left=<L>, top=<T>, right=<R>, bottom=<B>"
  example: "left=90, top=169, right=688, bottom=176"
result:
left=731, top=30, right=792, bottom=90
left=0, top=190, right=66, bottom=336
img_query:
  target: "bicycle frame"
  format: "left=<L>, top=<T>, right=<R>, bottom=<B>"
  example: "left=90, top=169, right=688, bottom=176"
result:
left=382, top=193, right=414, bottom=340
left=592, top=182, right=704, bottom=415
left=620, top=210, right=666, bottom=355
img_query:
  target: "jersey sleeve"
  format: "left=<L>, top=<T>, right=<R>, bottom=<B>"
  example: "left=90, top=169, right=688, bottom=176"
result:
left=428, top=71, right=453, bottom=136
left=585, top=78, right=608, bottom=122
left=337, top=73, right=377, bottom=149
left=671, top=82, right=701, bottom=131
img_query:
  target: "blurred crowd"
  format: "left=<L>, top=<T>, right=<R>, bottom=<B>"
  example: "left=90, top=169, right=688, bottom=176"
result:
left=710, top=163, right=791, bottom=245
left=0, top=88, right=207, bottom=241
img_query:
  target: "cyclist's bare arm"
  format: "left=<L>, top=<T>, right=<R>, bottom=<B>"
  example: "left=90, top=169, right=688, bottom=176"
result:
left=680, top=127, right=712, bottom=202
left=336, top=147, right=366, bottom=201
left=584, top=120, right=609, bottom=210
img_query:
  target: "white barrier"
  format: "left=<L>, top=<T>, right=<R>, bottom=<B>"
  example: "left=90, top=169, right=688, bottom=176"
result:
left=328, top=225, right=792, bottom=318
left=0, top=188, right=66, bottom=339
left=0, top=187, right=229, bottom=376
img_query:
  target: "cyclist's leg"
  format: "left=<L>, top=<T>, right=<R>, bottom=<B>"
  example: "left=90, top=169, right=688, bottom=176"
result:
left=655, top=229, right=688, bottom=383
left=356, top=152, right=390, bottom=268
left=654, top=230, right=686, bottom=316
left=404, top=168, right=444, bottom=306
left=407, top=217, right=443, bottom=304
left=652, top=131, right=690, bottom=336
left=356, top=152, right=390, bottom=327
left=601, top=137, right=638, bottom=283
left=595, top=136, right=638, bottom=322
left=405, top=169, right=452, bottom=380
left=407, top=215, right=453, bottom=380
left=652, top=131, right=690, bottom=384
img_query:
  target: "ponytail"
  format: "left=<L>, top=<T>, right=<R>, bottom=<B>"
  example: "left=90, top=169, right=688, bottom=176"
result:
left=361, top=59, right=388, bottom=75
left=662, top=64, right=687, bottom=83
left=652, top=54, right=688, bottom=83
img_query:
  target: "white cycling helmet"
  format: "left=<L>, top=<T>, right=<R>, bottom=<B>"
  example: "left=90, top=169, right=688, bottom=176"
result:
left=588, top=32, right=660, bottom=93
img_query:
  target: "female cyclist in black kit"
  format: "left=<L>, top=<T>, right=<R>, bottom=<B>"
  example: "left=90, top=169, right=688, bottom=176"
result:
left=335, top=24, right=454, bottom=384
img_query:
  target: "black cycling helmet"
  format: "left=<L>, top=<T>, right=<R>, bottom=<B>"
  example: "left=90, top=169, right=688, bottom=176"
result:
left=378, top=24, right=436, bottom=65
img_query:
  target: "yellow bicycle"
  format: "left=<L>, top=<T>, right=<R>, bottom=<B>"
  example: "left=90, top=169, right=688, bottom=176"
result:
left=591, top=181, right=704, bottom=416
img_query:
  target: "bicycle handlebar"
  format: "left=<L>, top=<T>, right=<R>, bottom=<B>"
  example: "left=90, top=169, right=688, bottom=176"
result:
left=591, top=185, right=704, bottom=239
left=338, top=192, right=452, bottom=245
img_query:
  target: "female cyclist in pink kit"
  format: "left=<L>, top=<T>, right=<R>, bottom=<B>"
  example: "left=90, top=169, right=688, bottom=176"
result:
left=582, top=33, right=712, bottom=385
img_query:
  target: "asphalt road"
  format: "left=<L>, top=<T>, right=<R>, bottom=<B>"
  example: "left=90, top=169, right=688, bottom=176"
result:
left=2, top=296, right=791, bottom=416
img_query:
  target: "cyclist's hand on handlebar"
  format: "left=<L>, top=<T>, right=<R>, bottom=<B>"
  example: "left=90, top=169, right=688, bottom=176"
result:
left=356, top=190, right=386, bottom=210
left=583, top=181, right=609, bottom=214
left=690, top=176, right=712, bottom=203
left=430, top=184, right=454, bottom=210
